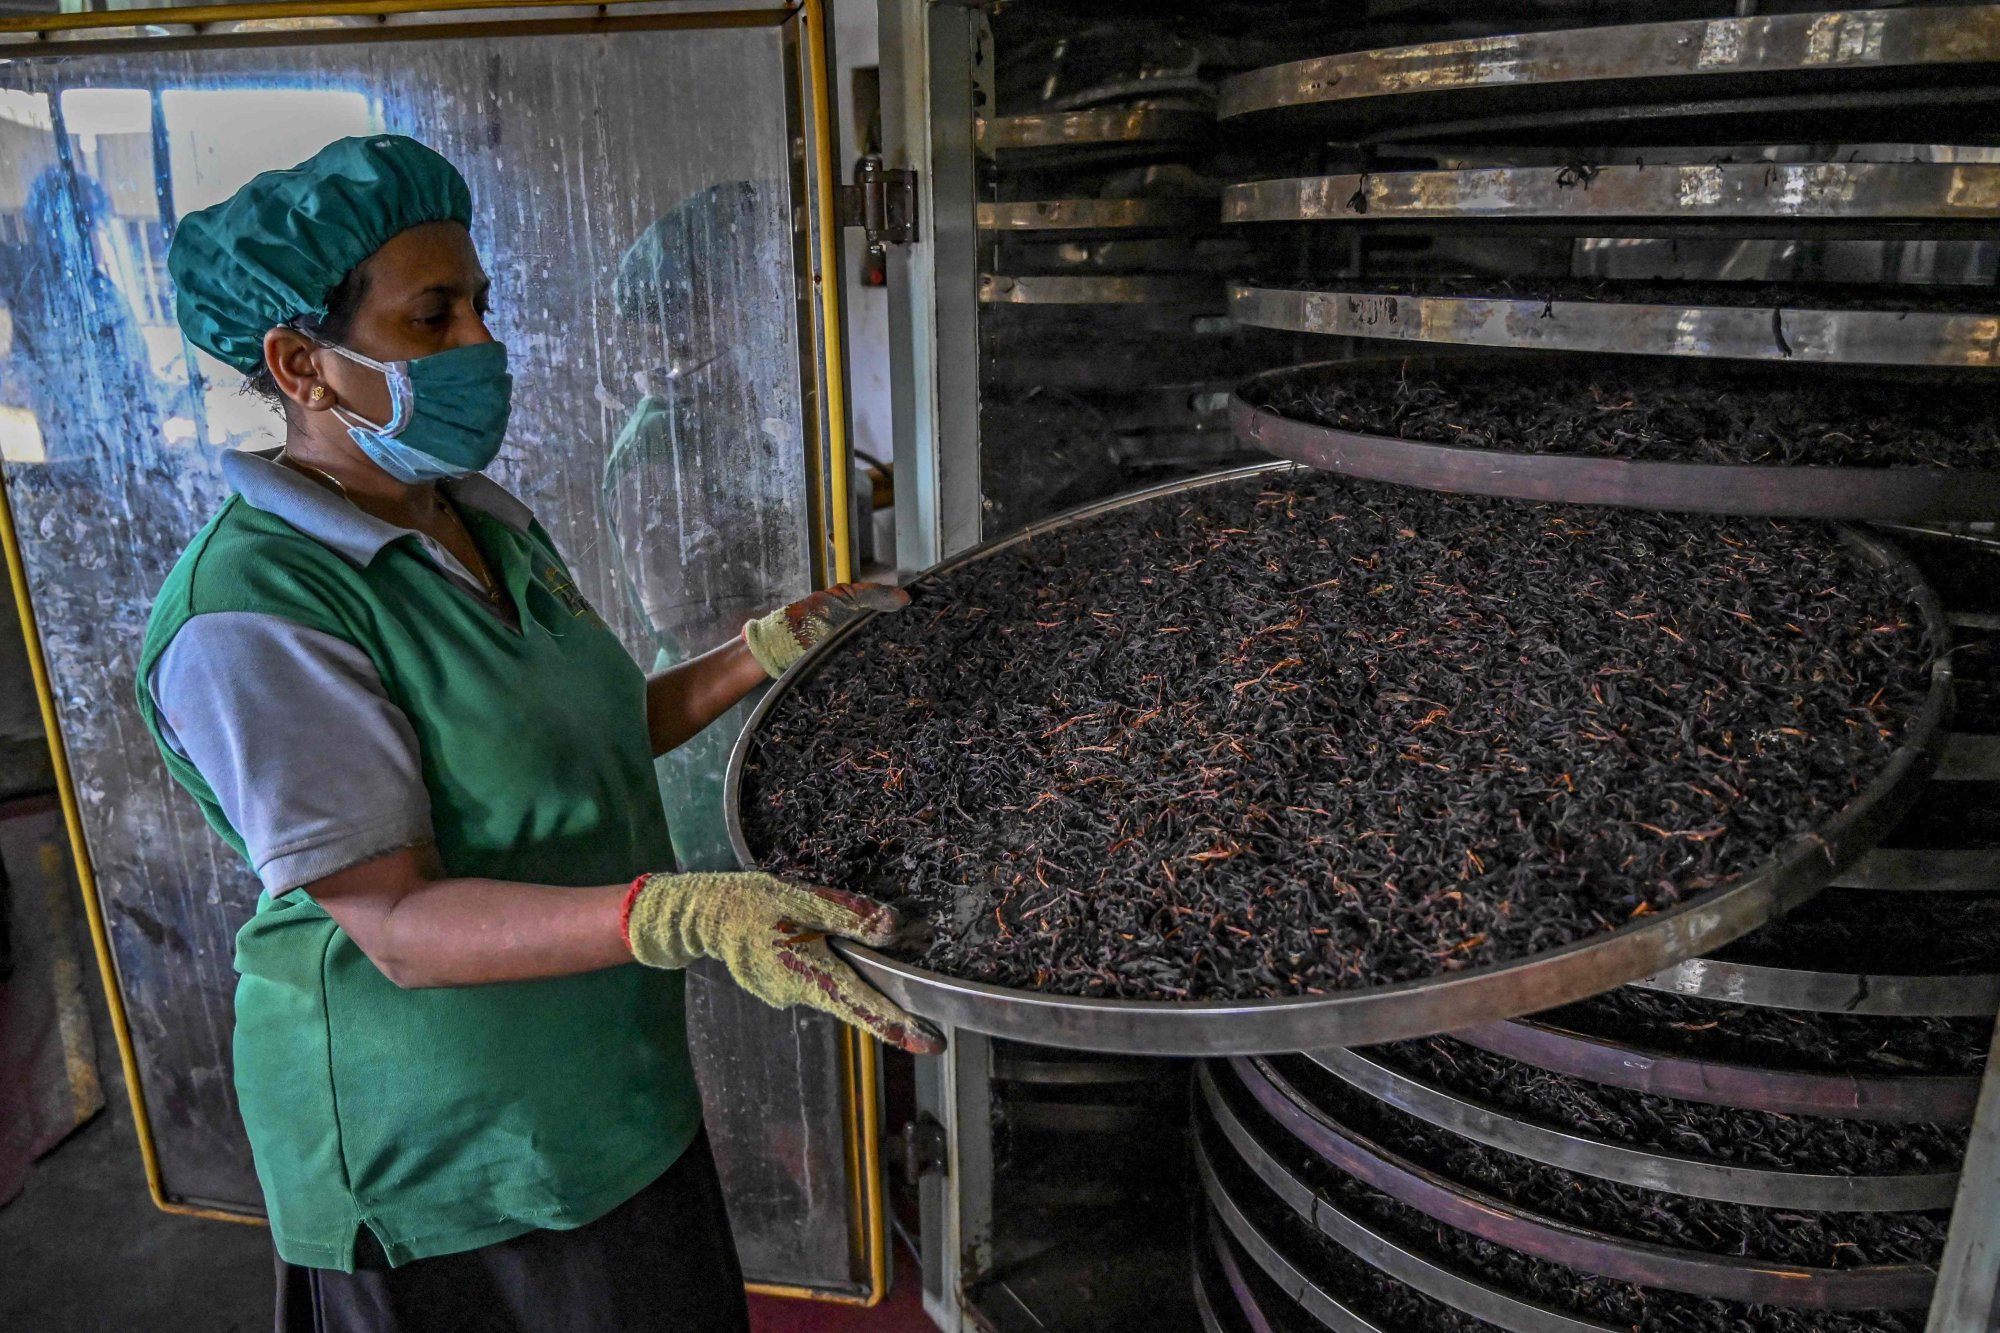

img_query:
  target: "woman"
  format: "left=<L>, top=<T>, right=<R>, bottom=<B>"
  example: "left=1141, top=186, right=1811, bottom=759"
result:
left=138, top=134, right=940, bottom=1332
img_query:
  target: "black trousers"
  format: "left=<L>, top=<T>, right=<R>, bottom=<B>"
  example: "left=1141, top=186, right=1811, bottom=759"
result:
left=276, top=1131, right=750, bottom=1333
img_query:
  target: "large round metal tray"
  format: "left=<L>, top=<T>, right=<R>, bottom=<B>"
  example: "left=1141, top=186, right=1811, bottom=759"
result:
left=1196, top=1066, right=1627, bottom=1333
left=1454, top=1016, right=1981, bottom=1123
left=1632, top=955, right=2000, bottom=1017
left=1218, top=1056, right=1938, bottom=1310
left=724, top=462, right=1950, bottom=1056
left=1222, top=163, right=2000, bottom=229
left=1229, top=282, right=2000, bottom=369
left=977, top=197, right=1216, bottom=233
left=1202, top=1213, right=1292, bottom=1333
left=977, top=101, right=1210, bottom=154
left=1232, top=359, right=2000, bottom=522
left=981, top=274, right=1223, bottom=306
left=1192, top=1231, right=1233, bottom=1333
left=1218, top=8, right=2000, bottom=138
left=1308, top=1046, right=1959, bottom=1213
left=1200, top=1145, right=1411, bottom=1333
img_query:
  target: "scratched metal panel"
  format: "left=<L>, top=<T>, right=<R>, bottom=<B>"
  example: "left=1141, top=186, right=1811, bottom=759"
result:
left=0, top=29, right=864, bottom=1290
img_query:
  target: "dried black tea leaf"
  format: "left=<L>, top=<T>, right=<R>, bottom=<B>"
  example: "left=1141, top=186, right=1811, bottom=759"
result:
left=743, top=474, right=1935, bottom=1001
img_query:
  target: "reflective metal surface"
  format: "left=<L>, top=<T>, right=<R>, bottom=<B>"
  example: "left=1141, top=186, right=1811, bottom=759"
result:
left=1195, top=1132, right=1395, bottom=1333
left=1223, top=163, right=2000, bottom=225
left=1634, top=958, right=2000, bottom=1018
left=1192, top=1252, right=1230, bottom=1333
left=1234, top=360, right=2000, bottom=522
left=1205, top=1213, right=1283, bottom=1333
left=1926, top=1017, right=2000, bottom=1333
left=1834, top=848, right=2000, bottom=891
left=978, top=197, right=1215, bottom=231
left=1218, top=6, right=2000, bottom=119
left=0, top=27, right=860, bottom=1288
left=726, top=462, right=1950, bottom=1056
left=1228, top=1056, right=1938, bottom=1309
left=1309, top=1046, right=1959, bottom=1213
left=1229, top=282, right=2000, bottom=368
left=981, top=273, right=1221, bottom=305
left=1456, top=1017, right=1982, bottom=1123
left=976, top=101, right=1208, bottom=153
left=1198, top=1065, right=1615, bottom=1333
left=884, top=0, right=984, bottom=573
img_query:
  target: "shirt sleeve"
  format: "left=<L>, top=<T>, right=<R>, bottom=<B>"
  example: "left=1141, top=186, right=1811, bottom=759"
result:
left=150, top=611, right=433, bottom=895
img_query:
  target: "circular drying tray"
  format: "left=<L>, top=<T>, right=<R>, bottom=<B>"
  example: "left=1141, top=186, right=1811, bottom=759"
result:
left=724, top=462, right=1951, bottom=1056
left=977, top=197, right=1217, bottom=233
left=1199, top=1143, right=1424, bottom=1333
left=1199, top=1213, right=1292, bottom=1333
left=981, top=274, right=1224, bottom=306
left=1217, top=6, right=2000, bottom=143
left=1453, top=1015, right=1981, bottom=1124
left=1197, top=1070, right=1623, bottom=1333
left=1209, top=1057, right=1939, bottom=1311
left=1222, top=162, right=2000, bottom=229
left=1227, top=282, right=2000, bottom=369
left=1231, top=358, right=2000, bottom=522
left=1306, top=1045, right=1959, bottom=1214
left=977, top=101, right=1211, bottom=154
left=1632, top=955, right=2000, bottom=1018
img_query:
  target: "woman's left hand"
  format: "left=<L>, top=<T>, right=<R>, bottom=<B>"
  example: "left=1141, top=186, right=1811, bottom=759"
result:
left=743, top=582, right=910, bottom=678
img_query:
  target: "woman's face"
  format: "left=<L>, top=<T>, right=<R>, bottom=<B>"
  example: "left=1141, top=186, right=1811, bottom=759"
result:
left=315, top=219, right=492, bottom=427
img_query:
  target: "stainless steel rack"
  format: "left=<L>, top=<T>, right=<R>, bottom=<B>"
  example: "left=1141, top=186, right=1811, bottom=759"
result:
left=870, top=2, right=2000, bottom=1327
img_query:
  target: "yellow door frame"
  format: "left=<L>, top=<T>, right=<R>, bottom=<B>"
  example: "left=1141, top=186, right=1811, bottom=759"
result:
left=0, top=0, right=882, bottom=1306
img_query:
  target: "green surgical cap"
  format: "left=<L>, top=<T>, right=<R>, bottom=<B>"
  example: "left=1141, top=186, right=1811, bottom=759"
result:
left=168, top=135, right=472, bottom=374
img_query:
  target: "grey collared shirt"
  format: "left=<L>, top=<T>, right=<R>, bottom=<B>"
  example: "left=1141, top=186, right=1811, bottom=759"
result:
left=149, top=449, right=540, bottom=894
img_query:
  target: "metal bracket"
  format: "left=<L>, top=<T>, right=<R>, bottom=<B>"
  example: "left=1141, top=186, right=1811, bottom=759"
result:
left=900, top=1112, right=949, bottom=1179
left=837, top=155, right=919, bottom=255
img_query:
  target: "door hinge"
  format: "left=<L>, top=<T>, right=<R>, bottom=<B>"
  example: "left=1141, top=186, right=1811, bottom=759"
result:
left=837, top=156, right=919, bottom=255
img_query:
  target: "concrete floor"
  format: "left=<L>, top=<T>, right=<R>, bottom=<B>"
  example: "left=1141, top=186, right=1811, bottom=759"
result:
left=0, top=992, right=273, bottom=1333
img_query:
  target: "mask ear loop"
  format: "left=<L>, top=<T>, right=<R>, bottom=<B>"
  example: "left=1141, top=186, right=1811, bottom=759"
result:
left=312, top=335, right=415, bottom=438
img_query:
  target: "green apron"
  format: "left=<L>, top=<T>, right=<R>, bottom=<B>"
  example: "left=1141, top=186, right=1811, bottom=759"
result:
left=137, top=496, right=701, bottom=1271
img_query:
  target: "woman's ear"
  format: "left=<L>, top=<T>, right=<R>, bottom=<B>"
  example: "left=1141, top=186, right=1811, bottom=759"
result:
left=264, top=327, right=333, bottom=414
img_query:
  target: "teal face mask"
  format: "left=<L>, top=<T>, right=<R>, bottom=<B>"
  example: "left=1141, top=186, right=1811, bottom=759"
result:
left=324, top=340, right=513, bottom=483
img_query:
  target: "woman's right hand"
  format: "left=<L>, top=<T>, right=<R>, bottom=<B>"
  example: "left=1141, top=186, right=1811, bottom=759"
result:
left=622, top=870, right=944, bottom=1055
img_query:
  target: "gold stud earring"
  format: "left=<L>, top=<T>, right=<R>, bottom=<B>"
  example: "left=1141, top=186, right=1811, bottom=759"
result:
left=309, top=385, right=328, bottom=405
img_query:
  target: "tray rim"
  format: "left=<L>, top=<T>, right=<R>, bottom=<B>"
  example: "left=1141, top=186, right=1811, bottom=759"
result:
left=1307, top=1044, right=1961, bottom=1212
left=1222, top=162, right=2000, bottom=226
left=1231, top=356, right=2000, bottom=522
left=1197, top=1065, right=1623, bottom=1333
left=1227, top=281, right=2000, bottom=369
left=1217, top=6, right=2000, bottom=121
left=1632, top=955, right=2000, bottom=1017
left=1454, top=1015, right=1981, bottom=1123
left=1218, top=1055, right=1940, bottom=1310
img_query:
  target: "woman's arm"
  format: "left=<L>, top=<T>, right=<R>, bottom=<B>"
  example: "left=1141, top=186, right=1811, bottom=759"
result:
left=644, top=636, right=767, bottom=756
left=643, top=583, right=911, bottom=756
left=309, top=843, right=630, bottom=987
left=308, top=842, right=944, bottom=1052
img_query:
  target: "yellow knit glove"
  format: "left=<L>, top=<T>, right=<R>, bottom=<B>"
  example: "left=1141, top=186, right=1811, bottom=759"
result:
left=622, top=871, right=943, bottom=1054
left=742, top=582, right=912, bottom=678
